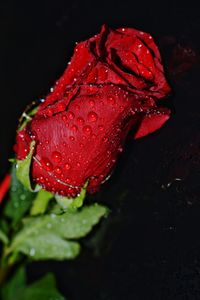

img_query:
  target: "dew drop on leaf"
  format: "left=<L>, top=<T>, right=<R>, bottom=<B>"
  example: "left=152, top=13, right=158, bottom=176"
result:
left=30, top=248, right=36, bottom=256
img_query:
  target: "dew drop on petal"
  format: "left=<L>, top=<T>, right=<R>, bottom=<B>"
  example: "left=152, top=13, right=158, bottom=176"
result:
left=62, top=115, right=67, bottom=122
left=71, top=125, right=78, bottom=132
left=69, top=136, right=75, bottom=141
left=46, top=108, right=53, bottom=116
left=41, top=157, right=53, bottom=171
left=68, top=111, right=75, bottom=120
left=51, top=151, right=62, bottom=163
left=65, top=163, right=71, bottom=170
left=77, top=117, right=85, bottom=125
left=55, top=167, right=62, bottom=174
left=89, top=100, right=95, bottom=107
left=88, top=111, right=98, bottom=122
left=83, top=125, right=92, bottom=135
left=39, top=176, right=45, bottom=183
left=98, top=125, right=104, bottom=131
left=107, top=96, right=116, bottom=105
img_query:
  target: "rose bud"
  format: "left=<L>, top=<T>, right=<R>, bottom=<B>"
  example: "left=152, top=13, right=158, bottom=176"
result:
left=14, top=25, right=171, bottom=197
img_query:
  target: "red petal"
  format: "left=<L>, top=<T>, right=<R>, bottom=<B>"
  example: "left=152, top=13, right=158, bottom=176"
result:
left=134, top=107, right=171, bottom=139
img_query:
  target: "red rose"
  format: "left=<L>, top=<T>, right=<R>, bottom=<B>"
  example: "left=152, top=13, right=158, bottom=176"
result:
left=15, top=25, right=171, bottom=197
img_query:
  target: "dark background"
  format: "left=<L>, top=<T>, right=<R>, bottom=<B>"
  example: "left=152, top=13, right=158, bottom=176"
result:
left=1, top=1, right=200, bottom=299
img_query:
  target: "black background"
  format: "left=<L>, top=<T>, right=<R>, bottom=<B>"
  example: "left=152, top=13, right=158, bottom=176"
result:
left=1, top=1, right=200, bottom=299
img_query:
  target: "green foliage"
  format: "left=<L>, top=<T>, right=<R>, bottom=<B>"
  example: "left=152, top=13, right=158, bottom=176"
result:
left=30, top=190, right=53, bottom=216
left=0, top=229, right=9, bottom=245
left=4, top=166, right=35, bottom=226
left=1, top=267, right=65, bottom=300
left=1, top=267, right=26, bottom=300
left=6, top=204, right=107, bottom=260
left=55, top=181, right=88, bottom=210
left=16, top=141, right=36, bottom=191
left=15, top=234, right=80, bottom=260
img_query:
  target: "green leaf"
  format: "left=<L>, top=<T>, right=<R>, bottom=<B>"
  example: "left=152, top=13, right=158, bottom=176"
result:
left=0, top=229, right=9, bottom=245
left=1, top=268, right=65, bottom=300
left=55, top=181, right=88, bottom=211
left=0, top=219, right=9, bottom=235
left=30, top=189, right=53, bottom=216
left=1, top=267, right=26, bottom=300
left=7, top=204, right=108, bottom=261
left=4, top=166, right=35, bottom=226
left=16, top=141, right=35, bottom=191
left=20, top=273, right=65, bottom=300
left=16, top=233, right=80, bottom=260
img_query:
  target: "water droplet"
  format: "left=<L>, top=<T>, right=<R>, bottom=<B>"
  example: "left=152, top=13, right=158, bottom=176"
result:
left=55, top=167, right=62, bottom=174
left=107, top=96, right=116, bottom=105
left=89, top=100, right=95, bottom=107
left=52, top=151, right=62, bottom=163
left=76, top=162, right=81, bottom=167
left=68, top=111, right=75, bottom=119
left=62, top=115, right=67, bottom=122
left=20, top=194, right=26, bottom=200
left=39, top=176, right=45, bottom=183
left=41, top=157, right=53, bottom=171
left=69, top=136, right=75, bottom=141
left=65, top=163, right=71, bottom=170
left=79, top=143, right=84, bottom=148
left=71, top=125, right=78, bottom=132
left=30, top=248, right=36, bottom=256
left=77, top=117, right=84, bottom=125
left=46, top=108, right=53, bottom=116
left=83, top=125, right=92, bottom=135
left=88, top=111, right=98, bottom=122
left=98, top=125, right=104, bottom=131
